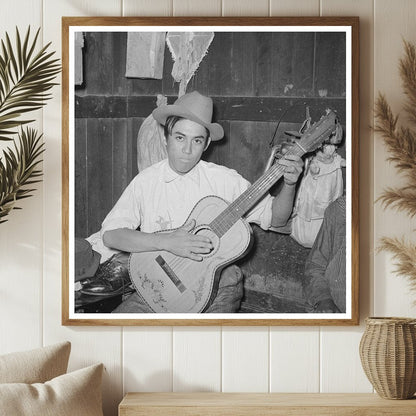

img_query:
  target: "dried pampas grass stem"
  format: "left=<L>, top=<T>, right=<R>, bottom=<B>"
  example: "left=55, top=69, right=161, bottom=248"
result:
left=378, top=237, right=416, bottom=296
left=375, top=40, right=416, bottom=295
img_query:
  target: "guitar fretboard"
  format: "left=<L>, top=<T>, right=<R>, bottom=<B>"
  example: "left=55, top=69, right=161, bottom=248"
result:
left=209, top=144, right=305, bottom=238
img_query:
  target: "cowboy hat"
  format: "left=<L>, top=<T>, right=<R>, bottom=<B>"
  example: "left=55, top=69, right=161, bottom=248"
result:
left=152, top=91, right=224, bottom=141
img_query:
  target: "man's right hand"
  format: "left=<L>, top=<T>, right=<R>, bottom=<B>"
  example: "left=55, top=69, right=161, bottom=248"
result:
left=162, top=219, right=213, bottom=261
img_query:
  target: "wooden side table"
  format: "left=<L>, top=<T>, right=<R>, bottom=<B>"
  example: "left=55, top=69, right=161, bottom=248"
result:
left=119, top=392, right=416, bottom=415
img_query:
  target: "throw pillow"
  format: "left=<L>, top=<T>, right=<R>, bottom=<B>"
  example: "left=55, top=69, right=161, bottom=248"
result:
left=0, top=341, right=71, bottom=384
left=0, top=363, right=104, bottom=416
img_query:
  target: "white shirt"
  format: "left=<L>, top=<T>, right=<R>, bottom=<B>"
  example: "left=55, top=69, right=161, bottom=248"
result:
left=88, top=159, right=274, bottom=262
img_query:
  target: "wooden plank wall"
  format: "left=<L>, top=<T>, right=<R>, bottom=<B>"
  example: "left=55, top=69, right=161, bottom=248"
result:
left=77, top=31, right=345, bottom=98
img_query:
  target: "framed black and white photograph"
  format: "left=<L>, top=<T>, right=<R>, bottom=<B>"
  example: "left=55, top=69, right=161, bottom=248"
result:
left=62, top=16, right=359, bottom=326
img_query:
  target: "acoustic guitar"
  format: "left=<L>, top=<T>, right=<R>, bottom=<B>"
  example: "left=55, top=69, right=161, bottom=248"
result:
left=129, top=109, right=340, bottom=313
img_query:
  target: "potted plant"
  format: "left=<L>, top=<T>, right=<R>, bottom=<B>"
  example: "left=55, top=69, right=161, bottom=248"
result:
left=359, top=40, right=416, bottom=400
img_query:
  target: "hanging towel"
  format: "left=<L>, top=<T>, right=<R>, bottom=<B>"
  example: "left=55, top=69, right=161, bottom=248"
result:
left=126, top=32, right=166, bottom=79
left=74, top=32, right=84, bottom=85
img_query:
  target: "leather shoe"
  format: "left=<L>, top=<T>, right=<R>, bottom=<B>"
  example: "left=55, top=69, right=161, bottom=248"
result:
left=80, top=276, right=132, bottom=297
left=80, top=252, right=132, bottom=297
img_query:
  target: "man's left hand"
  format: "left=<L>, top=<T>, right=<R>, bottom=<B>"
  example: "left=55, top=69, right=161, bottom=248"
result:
left=278, top=153, right=304, bottom=185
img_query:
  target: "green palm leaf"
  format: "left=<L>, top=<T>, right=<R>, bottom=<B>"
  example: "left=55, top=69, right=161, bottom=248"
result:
left=0, top=127, right=44, bottom=223
left=0, top=27, right=61, bottom=141
left=0, top=26, right=59, bottom=224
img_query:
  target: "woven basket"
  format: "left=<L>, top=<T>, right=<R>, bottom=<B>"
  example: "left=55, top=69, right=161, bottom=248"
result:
left=359, top=317, right=416, bottom=399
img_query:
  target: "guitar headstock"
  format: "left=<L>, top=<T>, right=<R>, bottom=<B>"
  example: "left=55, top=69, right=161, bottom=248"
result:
left=298, top=109, right=339, bottom=154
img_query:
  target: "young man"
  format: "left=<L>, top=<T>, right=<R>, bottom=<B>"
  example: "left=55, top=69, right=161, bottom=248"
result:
left=86, top=91, right=303, bottom=313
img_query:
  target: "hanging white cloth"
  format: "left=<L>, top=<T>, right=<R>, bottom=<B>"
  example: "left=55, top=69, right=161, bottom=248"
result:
left=136, top=95, right=168, bottom=172
left=166, top=32, right=214, bottom=96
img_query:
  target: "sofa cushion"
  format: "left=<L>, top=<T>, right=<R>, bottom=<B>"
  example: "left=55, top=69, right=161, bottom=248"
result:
left=0, top=341, right=71, bottom=384
left=0, top=363, right=104, bottom=416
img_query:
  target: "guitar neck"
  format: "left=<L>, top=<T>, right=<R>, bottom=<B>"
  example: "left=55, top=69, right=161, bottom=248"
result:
left=210, top=144, right=305, bottom=237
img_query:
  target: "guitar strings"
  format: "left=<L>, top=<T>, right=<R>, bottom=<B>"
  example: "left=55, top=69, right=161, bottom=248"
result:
left=211, top=146, right=304, bottom=235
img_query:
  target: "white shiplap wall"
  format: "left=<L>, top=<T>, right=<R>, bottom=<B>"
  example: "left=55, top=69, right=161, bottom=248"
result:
left=1, top=1, right=416, bottom=415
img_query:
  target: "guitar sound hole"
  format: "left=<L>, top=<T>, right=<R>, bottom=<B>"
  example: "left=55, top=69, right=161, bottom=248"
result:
left=194, top=226, right=219, bottom=258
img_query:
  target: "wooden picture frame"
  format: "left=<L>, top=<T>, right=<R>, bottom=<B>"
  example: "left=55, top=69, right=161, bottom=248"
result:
left=62, top=16, right=359, bottom=326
